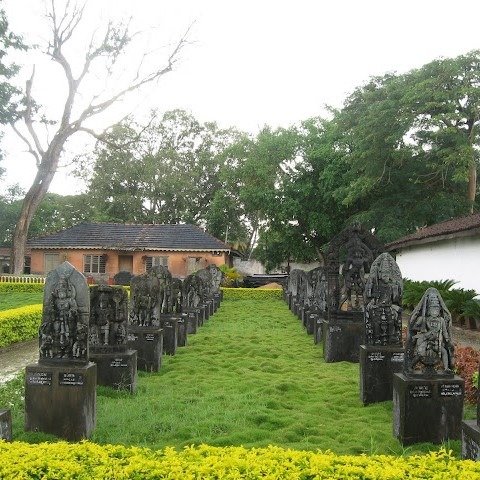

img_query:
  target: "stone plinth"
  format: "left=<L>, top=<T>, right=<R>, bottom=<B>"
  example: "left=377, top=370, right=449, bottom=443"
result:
left=158, top=317, right=179, bottom=355
left=0, top=409, right=12, bottom=441
left=25, top=362, right=96, bottom=441
left=90, top=349, right=137, bottom=392
left=359, top=345, right=404, bottom=405
left=128, top=326, right=163, bottom=372
left=306, top=312, right=317, bottom=335
left=393, top=373, right=464, bottom=445
left=462, top=420, right=480, bottom=460
left=314, top=317, right=325, bottom=345
left=322, top=312, right=364, bottom=363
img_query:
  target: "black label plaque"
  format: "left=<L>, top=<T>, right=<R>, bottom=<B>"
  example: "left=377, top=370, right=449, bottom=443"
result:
left=27, top=372, right=52, bottom=386
left=145, top=333, right=155, bottom=342
left=127, top=333, right=138, bottom=342
left=409, top=385, right=432, bottom=398
left=59, top=372, right=84, bottom=386
left=368, top=352, right=385, bottom=362
left=391, top=353, right=404, bottom=363
left=440, top=384, right=463, bottom=397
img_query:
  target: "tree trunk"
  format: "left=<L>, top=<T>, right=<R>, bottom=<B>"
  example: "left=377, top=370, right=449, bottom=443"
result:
left=11, top=151, right=60, bottom=274
left=468, top=161, right=477, bottom=213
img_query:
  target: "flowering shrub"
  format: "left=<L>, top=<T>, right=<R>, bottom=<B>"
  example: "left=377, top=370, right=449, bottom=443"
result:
left=0, top=305, right=42, bottom=347
left=0, top=442, right=478, bottom=479
left=455, top=346, right=480, bottom=404
left=221, top=287, right=283, bottom=301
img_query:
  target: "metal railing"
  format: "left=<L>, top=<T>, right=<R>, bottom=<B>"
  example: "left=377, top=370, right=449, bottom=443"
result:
left=0, top=274, right=46, bottom=284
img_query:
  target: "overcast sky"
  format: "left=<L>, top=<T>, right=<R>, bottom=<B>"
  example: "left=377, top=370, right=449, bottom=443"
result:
left=2, top=0, right=480, bottom=195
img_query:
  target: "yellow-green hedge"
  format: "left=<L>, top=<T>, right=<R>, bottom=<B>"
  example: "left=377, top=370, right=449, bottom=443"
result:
left=221, top=287, right=283, bottom=301
left=0, top=304, right=42, bottom=347
left=0, top=443, right=478, bottom=479
left=0, top=282, right=44, bottom=293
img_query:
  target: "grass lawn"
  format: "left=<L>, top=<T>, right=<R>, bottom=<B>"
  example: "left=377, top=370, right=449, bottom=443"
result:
left=0, top=292, right=43, bottom=311
left=1, top=297, right=474, bottom=457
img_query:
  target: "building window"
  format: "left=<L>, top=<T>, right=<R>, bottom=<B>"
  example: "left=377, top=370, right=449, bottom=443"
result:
left=24, top=256, right=31, bottom=274
left=145, top=255, right=169, bottom=272
left=84, top=254, right=106, bottom=274
left=44, top=253, right=60, bottom=273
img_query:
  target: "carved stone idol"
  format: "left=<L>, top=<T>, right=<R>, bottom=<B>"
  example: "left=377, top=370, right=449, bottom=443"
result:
left=404, top=288, right=455, bottom=377
left=39, top=261, right=90, bottom=363
left=183, top=273, right=205, bottom=309
left=171, top=278, right=183, bottom=314
left=364, top=253, right=403, bottom=346
left=89, top=286, right=128, bottom=353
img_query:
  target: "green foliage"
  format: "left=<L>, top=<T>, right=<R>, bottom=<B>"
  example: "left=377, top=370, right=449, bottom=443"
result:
left=218, top=264, right=243, bottom=287
left=402, top=279, right=456, bottom=310
left=0, top=282, right=44, bottom=293
left=221, top=287, right=282, bottom=300
left=0, top=304, right=42, bottom=347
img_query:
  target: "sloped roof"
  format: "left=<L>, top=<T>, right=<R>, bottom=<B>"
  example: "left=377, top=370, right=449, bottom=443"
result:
left=386, top=213, right=480, bottom=250
left=27, top=223, right=230, bottom=252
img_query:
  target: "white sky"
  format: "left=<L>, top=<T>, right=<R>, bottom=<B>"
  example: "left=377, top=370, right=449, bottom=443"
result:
left=1, top=0, right=480, bottom=195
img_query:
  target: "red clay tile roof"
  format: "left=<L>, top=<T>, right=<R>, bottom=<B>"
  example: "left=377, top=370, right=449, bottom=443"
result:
left=386, top=213, right=480, bottom=250
left=27, top=223, right=229, bottom=252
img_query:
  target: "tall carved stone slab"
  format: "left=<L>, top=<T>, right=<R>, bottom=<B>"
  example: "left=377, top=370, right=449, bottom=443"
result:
left=322, top=224, right=384, bottom=363
left=360, top=253, right=404, bottom=405
left=393, top=288, right=464, bottom=445
left=89, top=286, right=137, bottom=392
left=0, top=409, right=12, bottom=441
left=25, top=261, right=96, bottom=441
left=128, top=267, right=170, bottom=370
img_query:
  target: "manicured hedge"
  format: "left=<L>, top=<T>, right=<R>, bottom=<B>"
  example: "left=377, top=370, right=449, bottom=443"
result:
left=0, top=305, right=42, bottom=347
left=221, top=287, right=283, bottom=301
left=0, top=282, right=44, bottom=293
left=0, top=442, right=477, bottom=479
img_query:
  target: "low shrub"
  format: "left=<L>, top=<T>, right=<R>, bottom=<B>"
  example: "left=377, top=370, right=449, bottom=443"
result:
left=0, top=442, right=477, bottom=479
left=0, top=305, right=42, bottom=347
left=455, top=346, right=480, bottom=404
left=221, top=287, right=282, bottom=300
left=0, top=282, right=44, bottom=293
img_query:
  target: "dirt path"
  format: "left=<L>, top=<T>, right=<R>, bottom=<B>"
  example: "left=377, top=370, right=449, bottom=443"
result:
left=0, top=339, right=38, bottom=384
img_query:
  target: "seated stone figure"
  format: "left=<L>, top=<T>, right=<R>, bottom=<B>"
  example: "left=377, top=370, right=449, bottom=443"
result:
left=404, top=287, right=454, bottom=377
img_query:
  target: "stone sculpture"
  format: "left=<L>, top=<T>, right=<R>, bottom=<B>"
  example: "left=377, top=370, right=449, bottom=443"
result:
left=39, top=262, right=90, bottom=363
left=89, top=286, right=128, bottom=352
left=404, top=288, right=454, bottom=377
left=364, top=253, right=403, bottom=346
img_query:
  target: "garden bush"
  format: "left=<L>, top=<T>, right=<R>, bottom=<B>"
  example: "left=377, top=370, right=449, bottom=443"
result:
left=0, top=442, right=478, bottom=479
left=0, top=282, right=44, bottom=293
left=455, top=346, right=480, bottom=404
left=0, top=305, right=42, bottom=347
left=221, top=287, right=282, bottom=300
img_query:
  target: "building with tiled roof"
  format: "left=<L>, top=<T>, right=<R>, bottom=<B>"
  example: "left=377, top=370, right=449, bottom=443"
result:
left=386, top=213, right=480, bottom=293
left=27, top=223, right=230, bottom=281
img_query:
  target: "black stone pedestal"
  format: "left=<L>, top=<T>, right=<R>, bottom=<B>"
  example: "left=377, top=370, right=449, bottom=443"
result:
left=393, top=373, right=464, bottom=445
left=177, top=317, right=187, bottom=347
left=0, top=409, right=12, bottom=441
left=25, top=362, right=96, bottom=441
left=322, top=312, right=364, bottom=363
left=359, top=345, right=404, bottom=405
left=213, top=293, right=221, bottom=311
left=128, top=327, right=163, bottom=372
left=159, top=317, right=179, bottom=355
left=462, top=420, right=480, bottom=460
left=306, top=312, right=317, bottom=335
left=182, top=310, right=198, bottom=334
left=314, top=317, right=325, bottom=345
left=90, top=349, right=137, bottom=392
left=201, top=303, right=211, bottom=321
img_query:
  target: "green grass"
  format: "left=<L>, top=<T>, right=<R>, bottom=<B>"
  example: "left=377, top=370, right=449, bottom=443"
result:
left=0, top=292, right=43, bottom=311
left=2, top=298, right=471, bottom=457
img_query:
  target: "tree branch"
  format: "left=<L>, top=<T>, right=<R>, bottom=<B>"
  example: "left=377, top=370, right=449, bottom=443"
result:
left=9, top=122, right=41, bottom=165
left=23, top=67, right=45, bottom=156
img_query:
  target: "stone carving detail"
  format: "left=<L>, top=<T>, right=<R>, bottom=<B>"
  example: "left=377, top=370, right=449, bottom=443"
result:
left=364, top=253, right=403, bottom=346
left=39, top=261, right=89, bottom=363
left=183, top=273, right=205, bottom=309
left=129, top=266, right=172, bottom=326
left=404, top=288, right=455, bottom=377
left=171, top=278, right=183, bottom=313
left=89, top=285, right=128, bottom=352
left=309, top=267, right=327, bottom=313
left=325, top=223, right=384, bottom=313
left=286, top=269, right=303, bottom=299
left=195, top=265, right=223, bottom=297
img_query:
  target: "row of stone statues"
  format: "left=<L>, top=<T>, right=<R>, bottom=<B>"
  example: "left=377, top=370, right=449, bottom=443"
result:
left=38, top=263, right=224, bottom=363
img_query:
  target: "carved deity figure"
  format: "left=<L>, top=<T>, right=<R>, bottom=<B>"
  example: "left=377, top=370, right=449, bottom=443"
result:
left=39, top=262, right=89, bottom=363
left=171, top=278, right=183, bottom=313
left=364, top=253, right=403, bottom=346
left=130, top=275, right=157, bottom=326
left=404, top=288, right=454, bottom=377
left=183, top=274, right=204, bottom=309
left=90, top=286, right=128, bottom=351
left=340, top=234, right=373, bottom=310
left=310, top=268, right=327, bottom=313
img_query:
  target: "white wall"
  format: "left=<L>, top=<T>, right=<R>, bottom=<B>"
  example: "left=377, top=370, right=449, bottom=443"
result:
left=233, top=258, right=265, bottom=275
left=395, top=236, right=480, bottom=293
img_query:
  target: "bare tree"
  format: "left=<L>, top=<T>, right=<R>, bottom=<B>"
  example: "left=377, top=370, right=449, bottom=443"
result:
left=9, top=1, right=190, bottom=274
